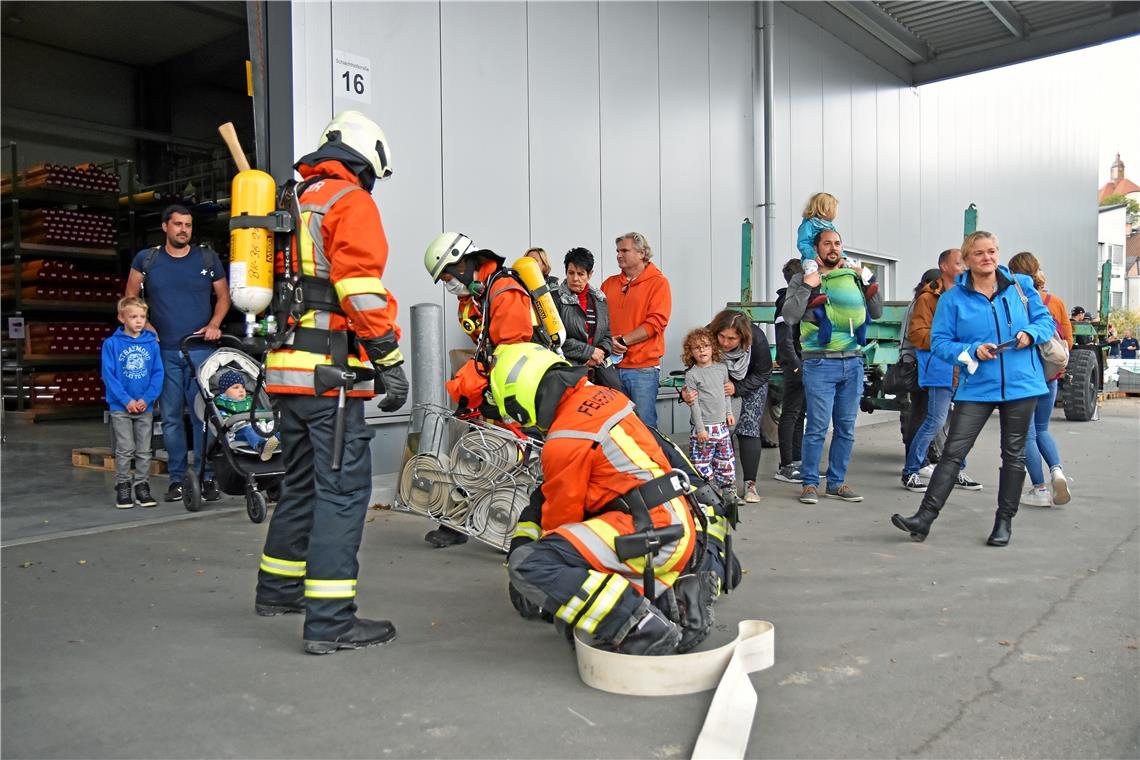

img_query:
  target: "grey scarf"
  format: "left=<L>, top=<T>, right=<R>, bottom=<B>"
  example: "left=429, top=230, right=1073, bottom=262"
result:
left=723, top=345, right=751, bottom=380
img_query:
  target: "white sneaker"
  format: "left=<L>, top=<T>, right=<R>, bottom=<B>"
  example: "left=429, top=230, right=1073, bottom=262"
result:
left=918, top=464, right=935, bottom=478
left=1021, top=486, right=1052, bottom=507
left=1050, top=467, right=1071, bottom=505
left=259, top=435, right=280, bottom=462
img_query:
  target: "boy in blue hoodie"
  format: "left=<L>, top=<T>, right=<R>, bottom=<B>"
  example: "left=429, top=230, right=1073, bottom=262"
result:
left=102, top=296, right=164, bottom=509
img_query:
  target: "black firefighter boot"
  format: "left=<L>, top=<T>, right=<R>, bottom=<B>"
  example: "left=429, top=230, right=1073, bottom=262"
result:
left=891, top=507, right=940, bottom=542
left=614, top=602, right=682, bottom=656
left=303, top=617, right=397, bottom=655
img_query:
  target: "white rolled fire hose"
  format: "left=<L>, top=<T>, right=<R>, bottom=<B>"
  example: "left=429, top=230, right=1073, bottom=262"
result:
left=575, top=620, right=775, bottom=759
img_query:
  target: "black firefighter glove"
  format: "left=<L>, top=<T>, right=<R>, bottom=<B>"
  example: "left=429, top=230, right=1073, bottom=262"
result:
left=360, top=336, right=409, bottom=412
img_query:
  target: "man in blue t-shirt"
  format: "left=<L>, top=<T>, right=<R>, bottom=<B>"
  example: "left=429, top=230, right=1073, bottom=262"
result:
left=124, top=205, right=230, bottom=502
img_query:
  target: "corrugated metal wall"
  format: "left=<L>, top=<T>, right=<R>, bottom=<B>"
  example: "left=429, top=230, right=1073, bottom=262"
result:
left=772, top=3, right=1098, bottom=307
left=291, top=0, right=1099, bottom=467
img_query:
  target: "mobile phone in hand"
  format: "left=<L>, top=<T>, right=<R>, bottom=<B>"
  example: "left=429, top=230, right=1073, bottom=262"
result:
left=993, top=338, right=1019, bottom=353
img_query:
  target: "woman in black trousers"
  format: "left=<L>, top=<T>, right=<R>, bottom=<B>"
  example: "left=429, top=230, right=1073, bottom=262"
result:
left=892, top=231, right=1055, bottom=546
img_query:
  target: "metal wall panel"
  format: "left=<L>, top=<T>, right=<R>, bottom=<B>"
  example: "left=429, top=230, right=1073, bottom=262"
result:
left=597, top=1, right=662, bottom=286
left=527, top=3, right=603, bottom=268
left=440, top=3, right=530, bottom=258
left=709, top=2, right=757, bottom=309
left=659, top=1, right=713, bottom=364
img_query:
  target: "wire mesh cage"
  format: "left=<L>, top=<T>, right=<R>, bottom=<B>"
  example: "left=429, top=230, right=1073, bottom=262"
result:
left=395, top=403, right=542, bottom=551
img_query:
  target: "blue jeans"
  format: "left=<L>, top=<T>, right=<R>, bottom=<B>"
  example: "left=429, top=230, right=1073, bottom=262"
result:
left=160, top=348, right=213, bottom=483
left=619, top=367, right=660, bottom=429
left=800, top=357, right=863, bottom=488
left=903, top=386, right=965, bottom=476
left=1024, top=380, right=1060, bottom=486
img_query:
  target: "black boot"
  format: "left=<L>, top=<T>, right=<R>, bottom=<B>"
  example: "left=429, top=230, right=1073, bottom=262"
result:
left=986, top=512, right=1013, bottom=546
left=614, top=604, right=681, bottom=656
left=303, top=617, right=397, bottom=655
left=891, top=507, right=939, bottom=542
left=255, top=599, right=305, bottom=617
left=425, top=525, right=468, bottom=548
left=673, top=571, right=717, bottom=653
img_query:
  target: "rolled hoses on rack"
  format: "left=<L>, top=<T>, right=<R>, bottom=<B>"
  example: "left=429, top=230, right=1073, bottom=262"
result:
left=397, top=454, right=453, bottom=518
left=465, top=486, right=527, bottom=548
left=450, top=430, right=522, bottom=491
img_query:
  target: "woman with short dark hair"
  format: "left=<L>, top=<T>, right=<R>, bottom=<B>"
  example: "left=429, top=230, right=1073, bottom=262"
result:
left=554, top=247, right=619, bottom=389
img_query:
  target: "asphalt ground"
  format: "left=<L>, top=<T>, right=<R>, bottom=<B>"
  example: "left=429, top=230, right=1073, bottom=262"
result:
left=2, top=400, right=1138, bottom=759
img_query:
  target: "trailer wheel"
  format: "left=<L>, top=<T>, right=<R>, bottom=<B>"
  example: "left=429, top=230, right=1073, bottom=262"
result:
left=1063, top=348, right=1098, bottom=421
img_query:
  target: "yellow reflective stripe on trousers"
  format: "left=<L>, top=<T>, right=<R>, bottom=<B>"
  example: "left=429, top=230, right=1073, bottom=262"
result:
left=556, top=570, right=605, bottom=626
left=260, top=554, right=306, bottom=577
left=304, top=578, right=357, bottom=599
left=576, top=573, right=630, bottom=635
left=513, top=520, right=541, bottom=542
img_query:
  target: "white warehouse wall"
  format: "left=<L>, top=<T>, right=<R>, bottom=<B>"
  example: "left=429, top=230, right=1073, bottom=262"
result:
left=289, top=1, right=1101, bottom=472
left=770, top=4, right=1098, bottom=308
left=290, top=0, right=756, bottom=442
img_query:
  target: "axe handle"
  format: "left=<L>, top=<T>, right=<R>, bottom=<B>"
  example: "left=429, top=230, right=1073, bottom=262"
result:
left=218, top=122, right=252, bottom=172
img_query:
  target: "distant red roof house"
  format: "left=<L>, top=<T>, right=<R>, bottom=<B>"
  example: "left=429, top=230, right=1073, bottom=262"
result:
left=1098, top=153, right=1140, bottom=203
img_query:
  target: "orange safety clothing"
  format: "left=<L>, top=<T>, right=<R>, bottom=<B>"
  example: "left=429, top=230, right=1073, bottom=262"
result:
left=540, top=378, right=695, bottom=596
left=266, top=160, right=401, bottom=397
left=600, top=262, right=671, bottom=369
left=446, top=261, right=536, bottom=405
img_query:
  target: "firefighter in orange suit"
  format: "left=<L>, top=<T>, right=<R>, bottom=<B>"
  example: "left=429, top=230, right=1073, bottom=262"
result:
left=256, top=111, right=409, bottom=655
left=420, top=232, right=541, bottom=548
left=491, top=343, right=717, bottom=655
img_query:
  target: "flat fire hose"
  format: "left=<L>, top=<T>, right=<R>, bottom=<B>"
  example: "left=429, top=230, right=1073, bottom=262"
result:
left=574, top=620, right=774, bottom=759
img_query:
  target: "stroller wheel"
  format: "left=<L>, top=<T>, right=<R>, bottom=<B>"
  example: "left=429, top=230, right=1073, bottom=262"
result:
left=183, top=470, right=202, bottom=512
left=247, top=490, right=268, bottom=524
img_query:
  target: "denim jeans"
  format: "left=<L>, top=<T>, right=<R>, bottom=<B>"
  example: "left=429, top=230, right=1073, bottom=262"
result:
left=800, top=356, right=863, bottom=488
left=160, top=347, right=213, bottom=484
left=109, top=410, right=153, bottom=484
left=1024, top=380, right=1060, bottom=486
left=619, top=366, right=660, bottom=429
left=904, top=386, right=965, bottom=476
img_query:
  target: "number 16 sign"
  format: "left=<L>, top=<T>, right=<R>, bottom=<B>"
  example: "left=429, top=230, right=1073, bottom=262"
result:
left=333, top=49, right=371, bottom=104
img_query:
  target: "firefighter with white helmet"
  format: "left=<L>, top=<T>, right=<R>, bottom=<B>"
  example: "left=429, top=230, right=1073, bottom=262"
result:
left=255, top=110, right=408, bottom=654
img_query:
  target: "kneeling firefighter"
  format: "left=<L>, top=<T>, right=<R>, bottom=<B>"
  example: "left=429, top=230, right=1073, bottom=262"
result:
left=420, top=233, right=562, bottom=549
left=255, top=111, right=409, bottom=655
left=491, top=343, right=718, bottom=655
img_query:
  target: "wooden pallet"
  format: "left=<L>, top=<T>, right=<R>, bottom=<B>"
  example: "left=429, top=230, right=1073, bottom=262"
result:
left=72, top=447, right=168, bottom=476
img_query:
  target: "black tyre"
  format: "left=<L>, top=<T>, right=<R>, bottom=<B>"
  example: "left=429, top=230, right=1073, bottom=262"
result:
left=1062, top=348, right=1098, bottom=421
left=183, top=469, right=202, bottom=512
left=246, top=490, right=268, bottom=524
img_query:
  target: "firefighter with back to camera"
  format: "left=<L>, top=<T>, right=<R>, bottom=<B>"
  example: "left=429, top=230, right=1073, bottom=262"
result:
left=254, top=111, right=410, bottom=655
left=489, top=343, right=719, bottom=655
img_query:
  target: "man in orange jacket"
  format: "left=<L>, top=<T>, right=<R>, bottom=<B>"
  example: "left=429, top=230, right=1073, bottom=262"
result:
left=421, top=233, right=542, bottom=548
left=256, top=111, right=408, bottom=655
left=602, top=232, right=672, bottom=429
left=491, top=343, right=716, bottom=655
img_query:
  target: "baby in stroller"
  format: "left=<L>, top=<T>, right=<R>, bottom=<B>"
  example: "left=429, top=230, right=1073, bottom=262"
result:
left=213, top=368, right=281, bottom=461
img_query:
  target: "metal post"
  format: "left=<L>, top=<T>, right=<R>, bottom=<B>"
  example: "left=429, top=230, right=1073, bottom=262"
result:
left=410, top=303, right=447, bottom=456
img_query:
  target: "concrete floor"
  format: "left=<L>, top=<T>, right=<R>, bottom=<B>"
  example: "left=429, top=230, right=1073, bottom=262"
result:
left=2, top=401, right=1138, bottom=759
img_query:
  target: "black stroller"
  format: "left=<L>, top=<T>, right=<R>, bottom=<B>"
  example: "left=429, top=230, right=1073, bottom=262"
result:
left=180, top=335, right=284, bottom=523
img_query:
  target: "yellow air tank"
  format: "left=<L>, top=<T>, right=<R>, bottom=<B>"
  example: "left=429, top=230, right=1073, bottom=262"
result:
left=511, top=255, right=566, bottom=350
left=228, top=169, right=276, bottom=316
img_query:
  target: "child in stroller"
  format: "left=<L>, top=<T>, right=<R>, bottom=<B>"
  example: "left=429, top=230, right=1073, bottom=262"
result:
left=214, top=368, right=281, bottom=461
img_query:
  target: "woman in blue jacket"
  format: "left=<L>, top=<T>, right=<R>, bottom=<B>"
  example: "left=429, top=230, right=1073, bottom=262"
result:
left=892, top=231, right=1055, bottom=547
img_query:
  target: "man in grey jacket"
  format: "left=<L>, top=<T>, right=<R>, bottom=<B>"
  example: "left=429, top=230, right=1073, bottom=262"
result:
left=782, top=229, right=883, bottom=504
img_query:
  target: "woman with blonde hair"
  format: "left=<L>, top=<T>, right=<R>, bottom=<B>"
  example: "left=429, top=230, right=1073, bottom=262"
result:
left=524, top=247, right=559, bottom=288
left=1007, top=251, right=1072, bottom=506
left=891, top=231, right=1055, bottom=547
